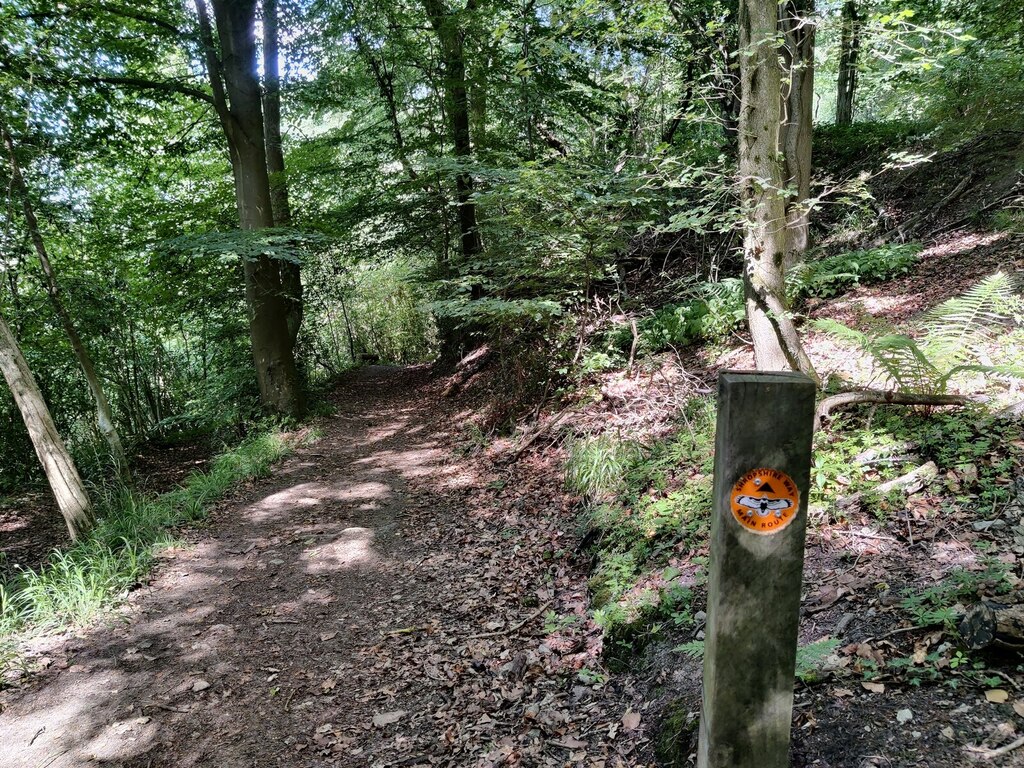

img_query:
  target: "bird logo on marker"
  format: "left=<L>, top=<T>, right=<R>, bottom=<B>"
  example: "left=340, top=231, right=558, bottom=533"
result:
left=734, top=494, right=794, bottom=518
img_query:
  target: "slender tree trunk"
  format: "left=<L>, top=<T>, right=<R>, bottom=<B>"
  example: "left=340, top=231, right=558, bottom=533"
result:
left=352, top=25, right=421, bottom=183
left=423, top=0, right=484, bottom=361
left=835, top=0, right=860, bottom=126
left=0, top=308, right=93, bottom=540
left=197, top=0, right=304, bottom=416
left=261, top=0, right=302, bottom=345
left=422, top=0, right=482, bottom=263
left=1, top=125, right=132, bottom=483
left=738, top=0, right=817, bottom=379
left=779, top=0, right=816, bottom=270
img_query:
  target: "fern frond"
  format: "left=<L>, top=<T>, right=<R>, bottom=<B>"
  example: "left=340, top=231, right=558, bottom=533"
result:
left=870, top=334, right=941, bottom=392
left=812, top=319, right=940, bottom=392
left=939, top=363, right=1024, bottom=389
left=810, top=318, right=869, bottom=347
left=922, top=272, right=1021, bottom=371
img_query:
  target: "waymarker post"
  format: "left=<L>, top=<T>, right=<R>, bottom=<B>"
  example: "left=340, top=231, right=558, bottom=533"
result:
left=697, top=371, right=816, bottom=768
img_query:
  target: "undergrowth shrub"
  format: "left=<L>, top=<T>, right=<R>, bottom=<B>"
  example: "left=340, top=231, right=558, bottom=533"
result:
left=793, top=242, right=922, bottom=299
left=815, top=271, right=1024, bottom=393
left=601, top=279, right=745, bottom=360
left=572, top=399, right=717, bottom=656
left=566, top=435, right=640, bottom=502
left=813, top=121, right=926, bottom=172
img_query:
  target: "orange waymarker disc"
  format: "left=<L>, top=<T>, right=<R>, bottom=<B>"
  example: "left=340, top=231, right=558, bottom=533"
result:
left=730, top=467, right=800, bottom=534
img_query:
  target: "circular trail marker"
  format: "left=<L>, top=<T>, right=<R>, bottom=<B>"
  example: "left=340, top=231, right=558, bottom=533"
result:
left=730, top=467, right=800, bottom=534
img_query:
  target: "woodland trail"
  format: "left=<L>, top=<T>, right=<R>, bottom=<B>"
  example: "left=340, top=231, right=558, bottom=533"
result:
left=0, top=367, right=648, bottom=768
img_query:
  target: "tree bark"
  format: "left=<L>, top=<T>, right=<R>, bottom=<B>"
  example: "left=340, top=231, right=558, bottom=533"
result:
left=423, top=0, right=484, bottom=361
left=198, top=0, right=304, bottom=417
left=260, top=0, right=302, bottom=345
left=835, top=0, right=859, bottom=126
left=779, top=0, right=815, bottom=270
left=0, top=308, right=93, bottom=540
left=422, top=0, right=482, bottom=263
left=737, top=0, right=817, bottom=380
left=1, top=124, right=132, bottom=483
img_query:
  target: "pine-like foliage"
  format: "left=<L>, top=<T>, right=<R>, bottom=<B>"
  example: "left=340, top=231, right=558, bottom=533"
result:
left=814, top=272, right=1023, bottom=393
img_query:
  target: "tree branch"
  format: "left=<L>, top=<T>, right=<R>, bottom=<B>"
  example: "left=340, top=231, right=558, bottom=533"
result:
left=77, top=76, right=214, bottom=105
left=815, top=389, right=975, bottom=430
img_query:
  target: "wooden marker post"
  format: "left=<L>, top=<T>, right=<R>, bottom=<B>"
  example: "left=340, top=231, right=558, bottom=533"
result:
left=697, top=371, right=816, bottom=768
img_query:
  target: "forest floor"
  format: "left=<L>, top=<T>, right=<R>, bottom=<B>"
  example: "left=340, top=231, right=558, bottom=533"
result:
left=0, top=366, right=652, bottom=767
left=2, top=235, right=1024, bottom=766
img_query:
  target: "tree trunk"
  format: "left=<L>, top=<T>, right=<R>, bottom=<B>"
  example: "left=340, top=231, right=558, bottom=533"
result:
left=1, top=124, right=132, bottom=483
left=738, top=0, right=817, bottom=380
left=779, top=0, right=816, bottom=270
left=0, top=308, right=93, bottom=540
left=835, top=0, right=860, bottom=126
left=198, top=0, right=304, bottom=417
left=423, top=0, right=484, bottom=361
left=261, top=0, right=302, bottom=345
left=422, top=0, right=482, bottom=263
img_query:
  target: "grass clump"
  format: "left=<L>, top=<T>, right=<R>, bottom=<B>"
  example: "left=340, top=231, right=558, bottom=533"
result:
left=570, top=399, right=717, bottom=661
left=0, top=431, right=292, bottom=642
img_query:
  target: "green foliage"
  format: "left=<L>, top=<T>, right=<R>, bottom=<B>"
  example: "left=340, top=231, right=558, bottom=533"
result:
left=565, top=435, right=640, bottom=501
left=796, top=638, right=843, bottom=683
left=814, top=272, right=1023, bottom=393
left=901, top=559, right=1013, bottom=629
left=601, top=279, right=745, bottom=362
left=573, top=399, right=716, bottom=655
left=669, top=637, right=841, bottom=684
left=0, top=431, right=292, bottom=643
left=813, top=121, right=927, bottom=172
left=992, top=208, right=1024, bottom=235
left=793, top=243, right=922, bottom=299
left=924, top=51, right=1024, bottom=141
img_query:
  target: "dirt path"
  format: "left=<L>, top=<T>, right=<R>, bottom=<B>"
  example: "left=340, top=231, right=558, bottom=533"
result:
left=0, top=367, right=649, bottom=768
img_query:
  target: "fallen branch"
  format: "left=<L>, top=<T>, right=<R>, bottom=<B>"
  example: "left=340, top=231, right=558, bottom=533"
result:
left=441, top=346, right=492, bottom=397
left=876, top=461, right=939, bottom=495
left=834, top=462, right=939, bottom=511
left=500, top=410, right=578, bottom=464
left=931, top=173, right=1024, bottom=237
left=815, top=390, right=974, bottom=431
left=853, top=441, right=919, bottom=466
left=466, top=600, right=553, bottom=640
left=968, top=734, right=1024, bottom=761
left=959, top=596, right=1024, bottom=651
left=890, top=172, right=975, bottom=240
left=381, top=625, right=433, bottom=636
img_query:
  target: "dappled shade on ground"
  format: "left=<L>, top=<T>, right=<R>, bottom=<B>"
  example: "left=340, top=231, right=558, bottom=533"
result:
left=0, top=367, right=649, bottom=767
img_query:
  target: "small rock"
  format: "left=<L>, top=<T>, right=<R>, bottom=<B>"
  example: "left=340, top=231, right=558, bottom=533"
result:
left=372, top=710, right=406, bottom=728
left=941, top=726, right=955, bottom=740
left=896, top=708, right=913, bottom=724
left=694, top=611, right=707, bottom=624
left=192, top=679, right=211, bottom=692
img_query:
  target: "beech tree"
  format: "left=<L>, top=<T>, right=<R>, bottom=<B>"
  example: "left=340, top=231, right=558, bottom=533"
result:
left=737, top=0, right=817, bottom=378
left=196, top=0, right=304, bottom=416
left=422, top=0, right=483, bottom=268
left=261, top=0, right=302, bottom=344
left=0, top=308, right=93, bottom=539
